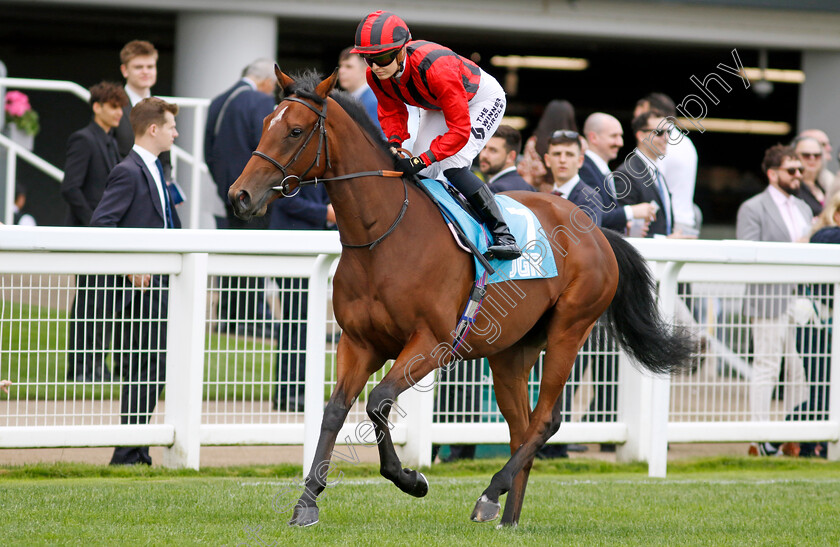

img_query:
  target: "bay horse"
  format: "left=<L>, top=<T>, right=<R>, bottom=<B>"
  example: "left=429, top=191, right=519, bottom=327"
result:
left=229, top=68, right=693, bottom=528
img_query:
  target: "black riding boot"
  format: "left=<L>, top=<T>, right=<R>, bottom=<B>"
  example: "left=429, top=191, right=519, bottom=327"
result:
left=467, top=185, right=522, bottom=260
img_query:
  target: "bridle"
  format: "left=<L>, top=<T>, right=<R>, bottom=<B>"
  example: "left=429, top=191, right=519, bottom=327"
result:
left=250, top=94, right=407, bottom=249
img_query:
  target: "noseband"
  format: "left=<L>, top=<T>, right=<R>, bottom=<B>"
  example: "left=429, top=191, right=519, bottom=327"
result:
left=252, top=96, right=330, bottom=198
left=250, top=93, right=408, bottom=249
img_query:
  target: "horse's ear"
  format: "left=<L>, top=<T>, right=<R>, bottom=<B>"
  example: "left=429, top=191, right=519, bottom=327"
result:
left=314, top=68, right=339, bottom=99
left=275, top=65, right=295, bottom=94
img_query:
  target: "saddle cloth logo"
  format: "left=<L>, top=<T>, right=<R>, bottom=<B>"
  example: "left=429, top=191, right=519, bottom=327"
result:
left=419, top=179, right=558, bottom=285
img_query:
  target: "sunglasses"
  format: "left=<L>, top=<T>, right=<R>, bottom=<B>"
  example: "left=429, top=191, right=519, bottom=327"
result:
left=551, top=130, right=579, bottom=139
left=643, top=128, right=668, bottom=137
left=799, top=152, right=821, bottom=160
left=363, top=49, right=400, bottom=67
left=777, top=166, right=803, bottom=175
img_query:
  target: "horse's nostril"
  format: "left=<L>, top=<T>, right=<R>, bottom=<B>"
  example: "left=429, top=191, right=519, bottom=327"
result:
left=236, top=190, right=251, bottom=209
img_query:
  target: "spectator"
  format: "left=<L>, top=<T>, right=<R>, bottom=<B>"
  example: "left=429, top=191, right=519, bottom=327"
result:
left=205, top=58, right=278, bottom=336
left=478, top=125, right=536, bottom=193
left=792, top=135, right=826, bottom=216
left=737, top=144, right=812, bottom=457
left=543, top=130, right=619, bottom=456
left=634, top=93, right=699, bottom=231
left=795, top=192, right=840, bottom=458
left=269, top=184, right=335, bottom=412
left=62, top=81, right=129, bottom=383
left=351, top=10, right=519, bottom=261
left=811, top=192, right=840, bottom=243
left=545, top=130, right=601, bottom=226
left=338, top=47, right=381, bottom=133
left=799, top=129, right=835, bottom=195
left=114, top=40, right=171, bottom=180
left=519, top=99, right=577, bottom=192
left=12, top=183, right=36, bottom=226
left=1, top=379, right=11, bottom=394
left=616, top=112, right=675, bottom=238
left=61, top=81, right=127, bottom=226
left=91, top=97, right=181, bottom=465
left=580, top=112, right=654, bottom=234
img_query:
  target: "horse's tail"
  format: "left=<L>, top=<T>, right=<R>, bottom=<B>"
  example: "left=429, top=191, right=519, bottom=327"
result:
left=600, top=228, right=695, bottom=375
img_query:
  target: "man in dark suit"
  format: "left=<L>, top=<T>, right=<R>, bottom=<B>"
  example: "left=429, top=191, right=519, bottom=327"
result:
left=579, top=112, right=655, bottom=234
left=91, top=97, right=181, bottom=465
left=338, top=47, right=381, bottom=133
left=478, top=125, right=535, bottom=194
left=543, top=131, right=614, bottom=456
left=205, top=59, right=278, bottom=336
left=616, top=111, right=679, bottom=238
left=114, top=40, right=171, bottom=181
left=544, top=131, right=602, bottom=227
left=269, top=185, right=335, bottom=412
left=62, top=82, right=129, bottom=382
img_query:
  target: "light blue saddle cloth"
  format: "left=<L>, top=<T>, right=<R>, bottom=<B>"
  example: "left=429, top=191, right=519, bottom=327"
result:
left=419, top=178, right=558, bottom=285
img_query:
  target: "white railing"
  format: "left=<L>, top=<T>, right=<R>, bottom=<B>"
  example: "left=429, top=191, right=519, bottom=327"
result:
left=0, top=228, right=838, bottom=476
left=0, top=77, right=211, bottom=228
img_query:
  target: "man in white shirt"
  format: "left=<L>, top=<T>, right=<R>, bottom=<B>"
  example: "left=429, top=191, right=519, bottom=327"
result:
left=114, top=40, right=172, bottom=180
left=736, top=144, right=813, bottom=457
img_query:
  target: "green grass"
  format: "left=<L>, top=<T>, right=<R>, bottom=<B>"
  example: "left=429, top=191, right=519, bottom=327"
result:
left=2, top=458, right=840, bottom=545
left=1, top=302, right=339, bottom=401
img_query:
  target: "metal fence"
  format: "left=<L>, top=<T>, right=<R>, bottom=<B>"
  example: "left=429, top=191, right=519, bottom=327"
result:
left=1, top=227, right=838, bottom=476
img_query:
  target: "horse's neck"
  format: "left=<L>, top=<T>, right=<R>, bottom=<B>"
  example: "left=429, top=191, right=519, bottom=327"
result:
left=325, top=130, right=415, bottom=243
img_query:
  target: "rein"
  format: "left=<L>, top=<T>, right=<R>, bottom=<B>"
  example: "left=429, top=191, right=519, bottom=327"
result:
left=251, top=94, right=406, bottom=249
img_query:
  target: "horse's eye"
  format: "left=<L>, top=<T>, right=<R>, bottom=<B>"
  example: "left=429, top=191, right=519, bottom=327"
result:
left=290, top=128, right=303, bottom=138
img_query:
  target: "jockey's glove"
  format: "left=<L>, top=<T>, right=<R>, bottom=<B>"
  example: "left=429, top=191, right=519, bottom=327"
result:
left=396, top=155, right=427, bottom=176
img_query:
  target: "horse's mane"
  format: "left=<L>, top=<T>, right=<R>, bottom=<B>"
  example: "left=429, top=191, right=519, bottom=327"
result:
left=285, top=70, right=393, bottom=162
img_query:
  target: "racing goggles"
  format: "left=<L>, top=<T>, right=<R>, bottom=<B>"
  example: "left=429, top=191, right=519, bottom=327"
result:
left=363, top=49, right=400, bottom=67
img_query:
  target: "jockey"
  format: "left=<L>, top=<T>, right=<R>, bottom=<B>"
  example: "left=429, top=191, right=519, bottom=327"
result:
left=351, top=10, right=521, bottom=260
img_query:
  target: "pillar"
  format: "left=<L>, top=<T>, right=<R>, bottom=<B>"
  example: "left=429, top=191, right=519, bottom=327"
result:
left=172, top=12, right=278, bottom=228
left=798, top=50, right=840, bottom=173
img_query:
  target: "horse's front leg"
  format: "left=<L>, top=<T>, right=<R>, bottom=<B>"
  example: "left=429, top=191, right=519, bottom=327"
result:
left=365, top=332, right=441, bottom=498
left=288, top=337, right=381, bottom=527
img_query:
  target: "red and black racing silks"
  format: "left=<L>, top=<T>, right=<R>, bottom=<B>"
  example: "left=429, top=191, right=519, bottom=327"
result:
left=367, top=40, right=482, bottom=167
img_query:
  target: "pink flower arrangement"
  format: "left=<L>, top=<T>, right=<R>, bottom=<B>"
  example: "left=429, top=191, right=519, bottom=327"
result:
left=4, top=90, right=40, bottom=137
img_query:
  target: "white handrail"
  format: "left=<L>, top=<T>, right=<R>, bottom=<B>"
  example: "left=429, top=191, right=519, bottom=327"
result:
left=0, top=77, right=213, bottom=229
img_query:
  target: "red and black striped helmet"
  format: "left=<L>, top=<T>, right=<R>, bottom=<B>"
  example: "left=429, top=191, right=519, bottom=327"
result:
left=351, top=11, right=411, bottom=55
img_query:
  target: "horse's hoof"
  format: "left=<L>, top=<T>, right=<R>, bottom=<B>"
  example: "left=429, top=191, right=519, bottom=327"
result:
left=397, top=469, right=429, bottom=498
left=288, top=505, right=319, bottom=527
left=410, top=471, right=429, bottom=498
left=470, top=494, right=501, bottom=522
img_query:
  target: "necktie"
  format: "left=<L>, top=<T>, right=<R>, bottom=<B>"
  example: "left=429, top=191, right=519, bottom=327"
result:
left=654, top=169, right=672, bottom=235
left=155, top=158, right=175, bottom=229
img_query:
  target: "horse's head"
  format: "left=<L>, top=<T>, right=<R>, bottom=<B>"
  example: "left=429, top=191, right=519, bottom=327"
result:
left=229, top=67, right=338, bottom=220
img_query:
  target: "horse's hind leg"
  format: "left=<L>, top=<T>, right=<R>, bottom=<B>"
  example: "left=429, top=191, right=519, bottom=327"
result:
left=289, top=337, right=382, bottom=527
left=476, top=342, right=543, bottom=527
left=365, top=332, right=443, bottom=497
left=473, top=314, right=596, bottom=526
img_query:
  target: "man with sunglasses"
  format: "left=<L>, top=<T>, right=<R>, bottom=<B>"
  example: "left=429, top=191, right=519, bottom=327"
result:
left=737, top=144, right=813, bottom=457
left=615, top=112, right=677, bottom=237
left=351, top=10, right=520, bottom=260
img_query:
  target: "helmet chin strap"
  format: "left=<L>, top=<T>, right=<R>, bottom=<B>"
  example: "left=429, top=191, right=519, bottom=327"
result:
left=396, top=47, right=407, bottom=76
